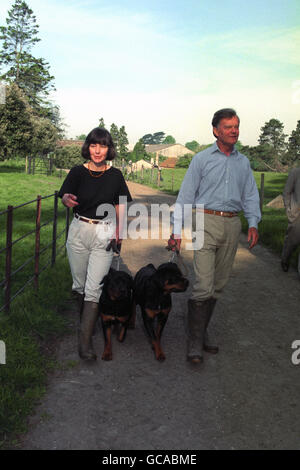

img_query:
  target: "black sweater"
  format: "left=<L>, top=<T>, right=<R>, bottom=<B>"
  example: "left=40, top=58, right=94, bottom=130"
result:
left=58, top=165, right=132, bottom=219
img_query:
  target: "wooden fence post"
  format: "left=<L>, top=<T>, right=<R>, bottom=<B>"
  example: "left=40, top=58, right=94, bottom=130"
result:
left=51, top=192, right=58, bottom=266
left=65, top=207, right=70, bottom=254
left=260, top=173, right=265, bottom=214
left=157, top=169, right=161, bottom=187
left=4, top=206, right=13, bottom=313
left=34, top=196, right=41, bottom=289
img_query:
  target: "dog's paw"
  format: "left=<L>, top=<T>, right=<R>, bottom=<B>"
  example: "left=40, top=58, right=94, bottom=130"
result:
left=156, top=352, right=166, bottom=362
left=102, top=351, right=113, bottom=361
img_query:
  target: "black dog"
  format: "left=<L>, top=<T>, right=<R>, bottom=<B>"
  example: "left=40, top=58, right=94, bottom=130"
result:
left=99, top=268, right=134, bottom=361
left=133, top=262, right=189, bottom=361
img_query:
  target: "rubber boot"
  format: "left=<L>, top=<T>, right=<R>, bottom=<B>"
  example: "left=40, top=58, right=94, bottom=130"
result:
left=72, top=291, right=84, bottom=319
left=78, top=301, right=98, bottom=361
left=187, top=299, right=211, bottom=364
left=204, top=298, right=219, bottom=354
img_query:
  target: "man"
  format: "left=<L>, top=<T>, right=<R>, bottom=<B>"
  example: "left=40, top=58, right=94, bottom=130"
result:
left=168, top=108, right=261, bottom=364
left=281, top=167, right=300, bottom=274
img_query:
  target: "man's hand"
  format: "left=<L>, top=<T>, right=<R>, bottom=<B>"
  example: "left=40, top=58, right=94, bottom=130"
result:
left=167, top=234, right=181, bottom=253
left=248, top=227, right=258, bottom=249
left=62, top=193, right=79, bottom=208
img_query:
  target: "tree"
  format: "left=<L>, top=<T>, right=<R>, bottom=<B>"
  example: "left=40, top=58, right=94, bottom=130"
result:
left=110, top=123, right=119, bottom=154
left=0, top=82, right=34, bottom=159
left=98, top=117, right=105, bottom=128
left=53, top=145, right=82, bottom=169
left=0, top=0, right=55, bottom=113
left=175, top=154, right=193, bottom=168
left=76, top=134, right=87, bottom=140
left=31, top=115, right=60, bottom=155
left=185, top=140, right=200, bottom=153
left=130, top=139, right=146, bottom=162
left=287, top=120, right=300, bottom=165
left=259, top=119, right=287, bottom=156
left=118, top=125, right=129, bottom=159
left=163, top=135, right=176, bottom=144
left=141, top=131, right=166, bottom=145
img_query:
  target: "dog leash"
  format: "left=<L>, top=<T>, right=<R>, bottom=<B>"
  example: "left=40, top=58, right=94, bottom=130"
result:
left=168, top=250, right=189, bottom=277
left=114, top=253, right=121, bottom=271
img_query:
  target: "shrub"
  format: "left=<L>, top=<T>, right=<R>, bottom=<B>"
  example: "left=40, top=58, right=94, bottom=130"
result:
left=53, top=145, right=83, bottom=169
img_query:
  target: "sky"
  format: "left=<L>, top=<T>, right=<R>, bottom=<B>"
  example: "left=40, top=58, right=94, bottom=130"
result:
left=0, top=0, right=300, bottom=147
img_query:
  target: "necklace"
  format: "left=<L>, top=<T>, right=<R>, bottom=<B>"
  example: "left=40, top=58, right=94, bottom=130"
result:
left=87, top=161, right=107, bottom=178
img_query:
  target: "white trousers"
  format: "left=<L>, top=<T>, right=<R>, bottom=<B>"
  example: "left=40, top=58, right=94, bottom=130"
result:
left=66, top=217, right=114, bottom=302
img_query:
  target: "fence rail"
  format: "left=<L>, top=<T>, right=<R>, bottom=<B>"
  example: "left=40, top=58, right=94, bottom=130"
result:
left=0, top=191, right=70, bottom=314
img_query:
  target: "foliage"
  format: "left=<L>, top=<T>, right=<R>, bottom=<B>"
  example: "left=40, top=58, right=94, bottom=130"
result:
left=163, top=135, right=176, bottom=144
left=98, top=117, right=105, bottom=128
left=185, top=140, right=200, bottom=153
left=129, top=139, right=147, bottom=162
left=286, top=120, right=300, bottom=165
left=31, top=115, right=60, bottom=155
left=53, top=144, right=82, bottom=169
left=141, top=132, right=166, bottom=145
left=175, top=154, right=193, bottom=168
left=0, top=83, right=34, bottom=160
left=76, top=134, right=86, bottom=140
left=118, top=125, right=129, bottom=159
left=0, top=83, right=60, bottom=160
left=0, top=0, right=55, bottom=114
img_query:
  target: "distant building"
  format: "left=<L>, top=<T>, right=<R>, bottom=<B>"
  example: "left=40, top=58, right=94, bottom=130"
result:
left=145, top=143, right=194, bottom=168
left=56, top=140, right=84, bottom=147
left=145, top=143, right=193, bottom=159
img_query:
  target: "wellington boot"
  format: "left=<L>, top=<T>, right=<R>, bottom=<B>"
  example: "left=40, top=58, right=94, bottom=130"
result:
left=72, top=291, right=84, bottom=321
left=187, top=299, right=211, bottom=364
left=78, top=301, right=98, bottom=361
left=204, top=298, right=219, bottom=354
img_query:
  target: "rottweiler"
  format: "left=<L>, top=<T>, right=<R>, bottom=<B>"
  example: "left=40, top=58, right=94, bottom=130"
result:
left=133, top=262, right=189, bottom=361
left=99, top=268, right=134, bottom=361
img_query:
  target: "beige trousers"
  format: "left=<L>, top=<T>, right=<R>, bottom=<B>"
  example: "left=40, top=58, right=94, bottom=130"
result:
left=191, top=213, right=241, bottom=301
left=66, top=217, right=114, bottom=302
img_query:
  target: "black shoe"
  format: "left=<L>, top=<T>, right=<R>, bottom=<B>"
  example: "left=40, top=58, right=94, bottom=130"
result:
left=281, top=260, right=289, bottom=272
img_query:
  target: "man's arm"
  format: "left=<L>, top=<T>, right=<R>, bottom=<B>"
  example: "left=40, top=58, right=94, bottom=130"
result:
left=242, top=165, right=261, bottom=249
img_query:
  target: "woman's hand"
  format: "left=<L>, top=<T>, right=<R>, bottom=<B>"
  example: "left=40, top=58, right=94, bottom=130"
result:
left=106, top=238, right=122, bottom=254
left=62, top=193, right=79, bottom=208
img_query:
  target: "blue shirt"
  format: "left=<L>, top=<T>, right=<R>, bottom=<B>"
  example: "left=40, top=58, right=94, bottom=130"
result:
left=172, top=142, right=261, bottom=232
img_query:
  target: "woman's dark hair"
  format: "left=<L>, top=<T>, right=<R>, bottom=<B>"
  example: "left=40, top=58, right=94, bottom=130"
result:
left=211, top=108, right=239, bottom=138
left=81, top=127, right=116, bottom=161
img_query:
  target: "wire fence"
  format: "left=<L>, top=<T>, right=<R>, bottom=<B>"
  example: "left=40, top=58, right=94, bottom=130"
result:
left=0, top=191, right=70, bottom=314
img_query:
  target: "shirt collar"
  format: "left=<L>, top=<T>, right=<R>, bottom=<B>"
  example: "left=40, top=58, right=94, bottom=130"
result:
left=211, top=141, right=239, bottom=157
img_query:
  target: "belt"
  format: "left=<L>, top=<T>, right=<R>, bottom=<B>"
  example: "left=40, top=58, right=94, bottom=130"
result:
left=202, top=209, right=238, bottom=218
left=75, top=213, right=111, bottom=225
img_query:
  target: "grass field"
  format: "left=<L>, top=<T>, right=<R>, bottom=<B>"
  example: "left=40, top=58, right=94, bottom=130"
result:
left=0, top=162, right=73, bottom=449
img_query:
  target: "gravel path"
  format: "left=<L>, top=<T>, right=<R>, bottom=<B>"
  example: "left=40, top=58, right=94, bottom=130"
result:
left=20, top=182, right=300, bottom=450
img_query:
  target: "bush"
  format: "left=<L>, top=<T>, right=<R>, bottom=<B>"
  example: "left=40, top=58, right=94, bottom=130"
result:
left=53, top=145, right=83, bottom=169
left=175, top=154, right=193, bottom=168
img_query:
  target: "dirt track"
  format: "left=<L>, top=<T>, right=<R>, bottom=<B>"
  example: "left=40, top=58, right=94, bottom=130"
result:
left=20, top=181, right=300, bottom=450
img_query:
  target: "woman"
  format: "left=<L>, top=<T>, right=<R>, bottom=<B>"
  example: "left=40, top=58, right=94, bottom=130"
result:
left=58, top=127, right=132, bottom=361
